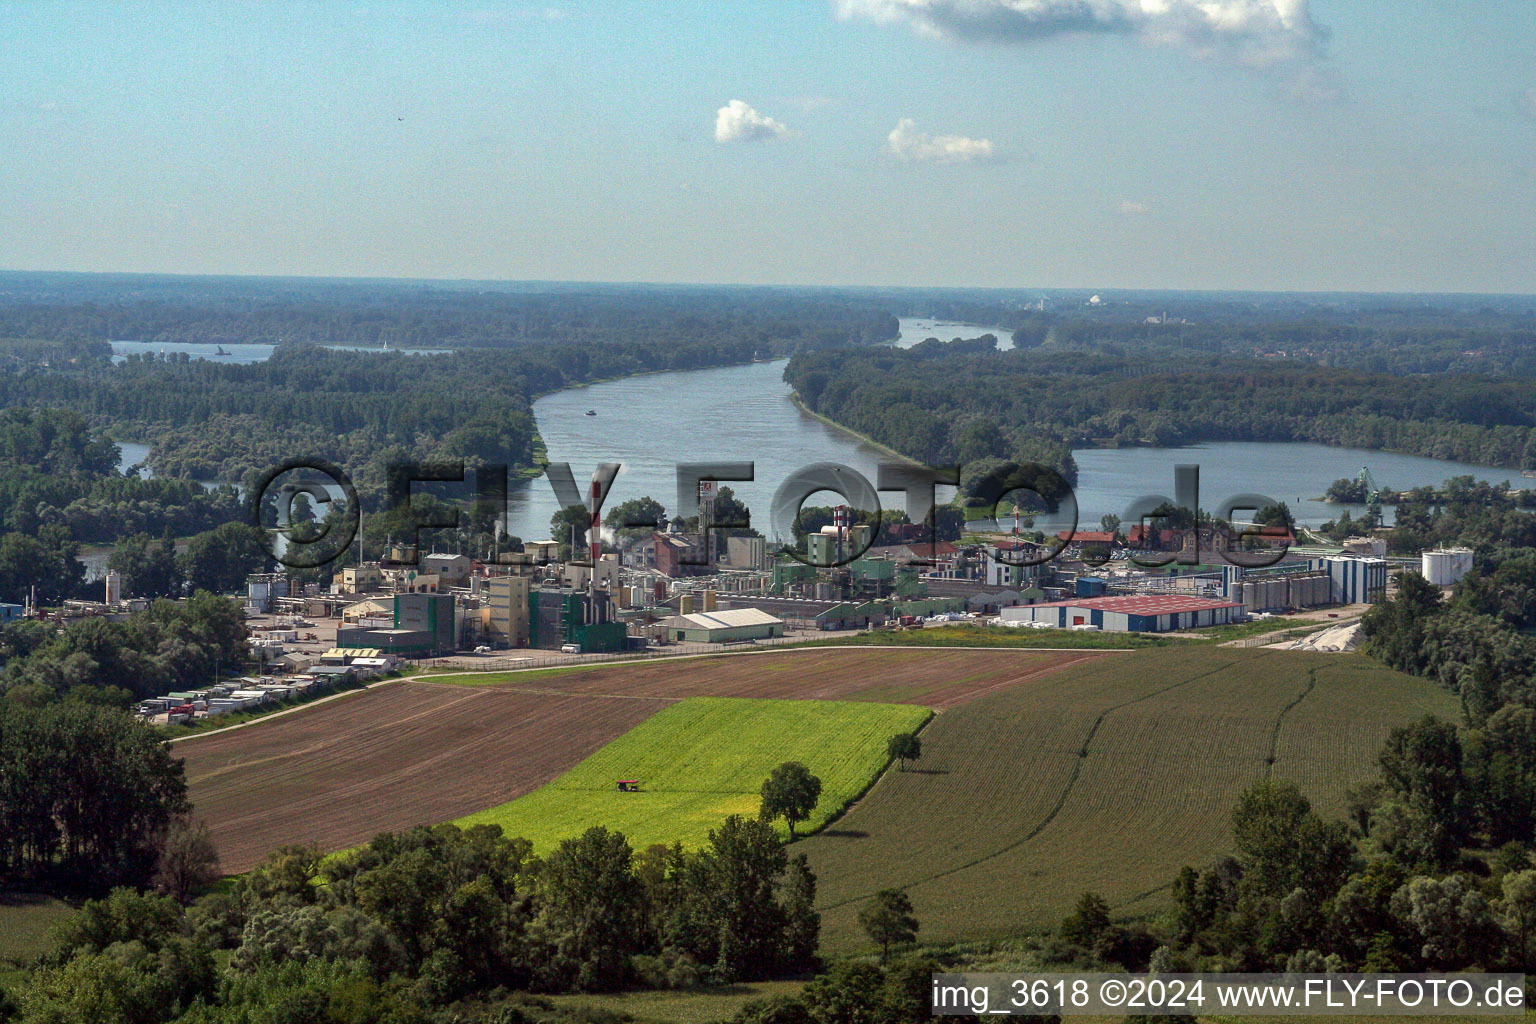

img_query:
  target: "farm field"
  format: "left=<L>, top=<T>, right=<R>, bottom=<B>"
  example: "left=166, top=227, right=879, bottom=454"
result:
left=180, top=682, right=663, bottom=872
left=456, top=697, right=931, bottom=852
left=799, top=647, right=1462, bottom=952
left=184, top=648, right=1092, bottom=871
left=426, top=646, right=1108, bottom=709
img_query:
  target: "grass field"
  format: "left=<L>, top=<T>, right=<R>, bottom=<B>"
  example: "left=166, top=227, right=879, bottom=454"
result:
left=799, top=647, right=1462, bottom=952
left=546, top=981, right=805, bottom=1023
left=0, top=893, right=75, bottom=967
left=456, top=696, right=931, bottom=852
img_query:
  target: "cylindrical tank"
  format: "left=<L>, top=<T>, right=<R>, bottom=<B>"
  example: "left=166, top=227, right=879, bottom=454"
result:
left=616, top=586, right=631, bottom=609
left=1421, top=548, right=1474, bottom=587
left=702, top=589, right=717, bottom=612
left=105, top=570, right=122, bottom=606
left=654, top=581, right=666, bottom=602
left=679, top=594, right=695, bottom=615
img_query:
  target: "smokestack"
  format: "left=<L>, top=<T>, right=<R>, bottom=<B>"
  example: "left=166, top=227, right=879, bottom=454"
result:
left=589, top=479, right=601, bottom=599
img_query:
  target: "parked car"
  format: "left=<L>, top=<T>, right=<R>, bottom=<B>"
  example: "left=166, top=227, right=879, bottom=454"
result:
left=473, top=645, right=492, bottom=654
left=560, top=644, right=580, bottom=654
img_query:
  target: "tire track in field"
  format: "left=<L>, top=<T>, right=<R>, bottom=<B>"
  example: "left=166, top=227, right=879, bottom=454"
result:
left=1113, top=661, right=1324, bottom=916
left=1263, top=666, right=1319, bottom=778
left=816, top=649, right=1278, bottom=912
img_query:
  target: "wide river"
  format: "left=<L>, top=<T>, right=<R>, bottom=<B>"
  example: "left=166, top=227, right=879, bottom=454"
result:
left=506, top=319, right=1529, bottom=541
left=108, top=326, right=1529, bottom=544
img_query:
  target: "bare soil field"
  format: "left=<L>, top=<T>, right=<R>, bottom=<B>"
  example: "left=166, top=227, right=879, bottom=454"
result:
left=183, top=648, right=1101, bottom=872
left=428, top=647, right=1107, bottom=710
left=181, top=683, right=664, bottom=872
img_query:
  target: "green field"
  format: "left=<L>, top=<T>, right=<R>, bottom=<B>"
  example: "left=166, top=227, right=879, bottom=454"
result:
left=456, top=696, right=932, bottom=853
left=547, top=981, right=806, bottom=1024
left=0, top=893, right=75, bottom=975
left=798, top=647, right=1462, bottom=953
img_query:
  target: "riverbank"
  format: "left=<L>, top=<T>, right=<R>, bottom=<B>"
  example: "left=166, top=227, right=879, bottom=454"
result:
left=786, top=392, right=918, bottom=466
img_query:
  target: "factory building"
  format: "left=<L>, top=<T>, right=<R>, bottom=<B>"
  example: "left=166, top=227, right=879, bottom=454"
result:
left=664, top=607, right=785, bottom=643
left=1421, top=547, right=1474, bottom=587
left=484, top=576, right=530, bottom=647
left=1325, top=556, right=1388, bottom=605
left=998, top=594, right=1243, bottom=633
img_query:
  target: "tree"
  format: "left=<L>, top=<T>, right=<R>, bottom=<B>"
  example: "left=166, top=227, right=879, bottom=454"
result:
left=607, top=496, right=668, bottom=537
left=107, top=532, right=183, bottom=600
left=886, top=732, right=921, bottom=771
left=1059, top=891, right=1112, bottom=948
left=154, top=816, right=221, bottom=903
left=178, top=522, right=266, bottom=594
left=539, top=825, right=645, bottom=988
left=1230, top=779, right=1355, bottom=900
left=858, top=889, right=918, bottom=962
left=1499, top=869, right=1536, bottom=969
left=1378, top=715, right=1469, bottom=865
left=780, top=853, right=820, bottom=972
left=551, top=503, right=593, bottom=561
left=760, top=762, right=822, bottom=839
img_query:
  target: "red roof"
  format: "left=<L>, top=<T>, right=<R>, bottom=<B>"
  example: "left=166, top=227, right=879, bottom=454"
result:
left=1028, top=594, right=1242, bottom=615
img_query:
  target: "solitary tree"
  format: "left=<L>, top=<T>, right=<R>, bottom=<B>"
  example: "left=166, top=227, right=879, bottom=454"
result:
left=858, top=888, right=918, bottom=962
left=887, top=732, right=922, bottom=771
left=154, top=816, right=221, bottom=904
left=760, top=761, right=822, bottom=839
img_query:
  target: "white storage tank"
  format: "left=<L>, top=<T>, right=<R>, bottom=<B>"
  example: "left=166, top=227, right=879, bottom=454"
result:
left=1421, top=547, right=1474, bottom=587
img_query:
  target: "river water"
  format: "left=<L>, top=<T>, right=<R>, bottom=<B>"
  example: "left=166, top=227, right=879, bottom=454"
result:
left=105, top=325, right=1529, bottom=543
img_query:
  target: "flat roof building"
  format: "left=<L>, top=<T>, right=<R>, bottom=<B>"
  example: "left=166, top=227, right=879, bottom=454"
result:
left=999, top=594, right=1243, bottom=633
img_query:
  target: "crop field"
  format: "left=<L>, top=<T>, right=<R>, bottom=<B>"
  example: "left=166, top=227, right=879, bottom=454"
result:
left=185, top=648, right=1090, bottom=871
left=181, top=682, right=663, bottom=872
left=426, top=646, right=1108, bottom=709
left=457, top=696, right=931, bottom=852
left=799, top=647, right=1462, bottom=952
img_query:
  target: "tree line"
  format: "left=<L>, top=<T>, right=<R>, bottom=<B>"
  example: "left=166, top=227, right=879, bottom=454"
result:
left=783, top=348, right=1536, bottom=473
left=3, top=817, right=820, bottom=1023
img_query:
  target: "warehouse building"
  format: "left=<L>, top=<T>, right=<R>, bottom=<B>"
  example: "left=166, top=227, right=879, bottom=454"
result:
left=664, top=607, right=785, bottom=643
left=1325, top=556, right=1388, bottom=605
left=998, top=594, right=1244, bottom=632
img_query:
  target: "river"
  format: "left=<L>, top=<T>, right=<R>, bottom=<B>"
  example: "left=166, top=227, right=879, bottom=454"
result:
left=505, top=319, right=1528, bottom=541
left=106, top=325, right=1529, bottom=544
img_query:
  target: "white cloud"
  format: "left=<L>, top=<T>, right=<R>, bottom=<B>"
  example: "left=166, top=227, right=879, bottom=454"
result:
left=885, top=118, right=996, bottom=163
left=714, top=100, right=794, bottom=143
left=1118, top=200, right=1148, bottom=215
left=835, top=0, right=1327, bottom=66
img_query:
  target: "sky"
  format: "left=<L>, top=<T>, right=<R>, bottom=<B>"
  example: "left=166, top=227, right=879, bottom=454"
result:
left=2, top=0, right=1535, bottom=293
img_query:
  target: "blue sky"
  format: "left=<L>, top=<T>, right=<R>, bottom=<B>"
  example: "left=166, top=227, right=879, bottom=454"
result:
left=2, top=0, right=1534, bottom=292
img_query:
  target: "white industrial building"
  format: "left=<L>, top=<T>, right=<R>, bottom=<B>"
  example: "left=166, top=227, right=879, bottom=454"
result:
left=998, top=594, right=1243, bottom=633
left=1421, top=547, right=1474, bottom=587
left=664, top=607, right=785, bottom=643
left=1325, top=556, right=1387, bottom=605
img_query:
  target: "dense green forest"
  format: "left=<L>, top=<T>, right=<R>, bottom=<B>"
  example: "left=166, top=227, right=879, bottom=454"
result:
left=856, top=288, right=1536, bottom=377
left=783, top=346, right=1536, bottom=474
left=0, top=274, right=897, bottom=351
left=0, top=291, right=896, bottom=491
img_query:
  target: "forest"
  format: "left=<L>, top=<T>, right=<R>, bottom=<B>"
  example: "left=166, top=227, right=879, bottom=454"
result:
left=783, top=346, right=1536, bottom=476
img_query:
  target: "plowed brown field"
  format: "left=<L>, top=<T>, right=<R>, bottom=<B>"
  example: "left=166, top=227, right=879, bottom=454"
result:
left=182, top=647, right=1099, bottom=871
